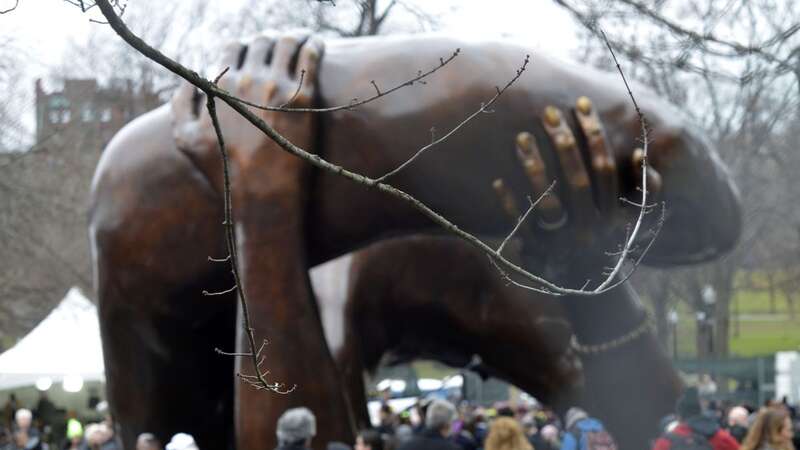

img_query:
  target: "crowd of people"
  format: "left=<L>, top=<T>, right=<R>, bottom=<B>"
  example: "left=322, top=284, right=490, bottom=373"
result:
left=3, top=385, right=800, bottom=450
left=653, top=388, right=799, bottom=450
left=271, top=400, right=615, bottom=450
left=269, top=388, right=800, bottom=450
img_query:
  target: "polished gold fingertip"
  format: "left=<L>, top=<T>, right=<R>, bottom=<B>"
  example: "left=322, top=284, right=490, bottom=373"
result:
left=544, top=105, right=561, bottom=127
left=576, top=96, right=592, bottom=115
left=516, top=132, right=533, bottom=152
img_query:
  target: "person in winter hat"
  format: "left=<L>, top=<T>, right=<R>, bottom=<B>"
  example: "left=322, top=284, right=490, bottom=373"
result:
left=276, top=407, right=317, bottom=450
left=652, top=387, right=739, bottom=450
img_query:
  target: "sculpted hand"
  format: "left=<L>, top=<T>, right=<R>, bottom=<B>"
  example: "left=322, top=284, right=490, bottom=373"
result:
left=170, top=32, right=323, bottom=190
left=493, top=96, right=663, bottom=283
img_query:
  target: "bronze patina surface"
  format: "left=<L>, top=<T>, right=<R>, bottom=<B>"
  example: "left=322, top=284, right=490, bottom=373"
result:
left=89, top=33, right=740, bottom=449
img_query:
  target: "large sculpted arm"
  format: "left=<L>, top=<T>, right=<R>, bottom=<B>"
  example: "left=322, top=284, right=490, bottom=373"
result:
left=309, top=36, right=741, bottom=267
left=169, top=35, right=741, bottom=274
left=92, top=31, right=741, bottom=450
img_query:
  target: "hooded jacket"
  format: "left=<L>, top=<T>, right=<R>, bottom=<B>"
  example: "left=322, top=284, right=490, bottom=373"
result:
left=561, top=418, right=613, bottom=450
left=652, top=415, right=740, bottom=450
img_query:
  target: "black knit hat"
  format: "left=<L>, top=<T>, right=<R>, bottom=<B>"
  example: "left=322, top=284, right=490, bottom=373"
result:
left=676, top=387, right=702, bottom=418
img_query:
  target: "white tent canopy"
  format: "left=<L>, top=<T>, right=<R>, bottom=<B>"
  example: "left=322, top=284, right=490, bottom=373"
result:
left=0, top=287, right=105, bottom=390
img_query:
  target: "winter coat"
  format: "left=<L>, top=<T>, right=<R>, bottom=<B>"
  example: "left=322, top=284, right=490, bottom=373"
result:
left=652, top=415, right=739, bottom=450
left=274, top=442, right=312, bottom=450
left=727, top=425, right=748, bottom=444
left=397, top=428, right=461, bottom=450
left=561, top=418, right=613, bottom=450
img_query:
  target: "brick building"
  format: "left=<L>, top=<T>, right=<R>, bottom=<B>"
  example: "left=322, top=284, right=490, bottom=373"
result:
left=34, top=77, right=161, bottom=150
left=0, top=79, right=162, bottom=351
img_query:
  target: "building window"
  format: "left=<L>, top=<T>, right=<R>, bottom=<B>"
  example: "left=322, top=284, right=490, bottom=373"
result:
left=100, top=107, right=112, bottom=123
left=49, top=95, right=69, bottom=109
left=49, top=110, right=60, bottom=124
left=81, top=105, right=94, bottom=122
left=61, top=109, right=71, bottom=124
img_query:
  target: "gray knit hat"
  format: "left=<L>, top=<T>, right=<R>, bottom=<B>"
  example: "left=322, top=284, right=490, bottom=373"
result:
left=565, top=407, right=589, bottom=429
left=276, top=407, right=317, bottom=444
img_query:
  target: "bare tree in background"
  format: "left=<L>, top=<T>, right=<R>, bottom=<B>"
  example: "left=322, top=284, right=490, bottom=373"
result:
left=561, top=0, right=800, bottom=362
left=0, top=36, right=29, bottom=151
left=0, top=0, right=443, bottom=350
left=215, top=0, right=442, bottom=39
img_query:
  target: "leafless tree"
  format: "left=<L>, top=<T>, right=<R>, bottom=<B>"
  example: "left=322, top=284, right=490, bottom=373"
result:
left=562, top=0, right=800, bottom=363
left=0, top=0, right=441, bottom=351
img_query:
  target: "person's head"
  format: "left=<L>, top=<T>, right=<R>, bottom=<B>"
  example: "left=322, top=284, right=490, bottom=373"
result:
left=676, top=387, right=702, bottom=420
left=14, top=409, right=32, bottom=430
left=276, top=407, right=317, bottom=447
left=520, top=413, right=536, bottom=436
left=425, top=399, right=456, bottom=437
left=540, top=424, right=559, bottom=443
left=741, top=407, right=794, bottom=450
left=136, top=432, right=162, bottom=450
left=729, top=406, right=750, bottom=428
left=165, top=433, right=198, bottom=450
left=565, top=407, right=588, bottom=430
left=96, top=423, right=113, bottom=443
left=85, top=423, right=103, bottom=447
left=379, top=404, right=394, bottom=424
left=484, top=417, right=532, bottom=450
left=355, top=429, right=383, bottom=450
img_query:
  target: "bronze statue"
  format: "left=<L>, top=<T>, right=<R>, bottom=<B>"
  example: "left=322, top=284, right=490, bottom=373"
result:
left=88, top=33, right=741, bottom=449
left=338, top=235, right=679, bottom=450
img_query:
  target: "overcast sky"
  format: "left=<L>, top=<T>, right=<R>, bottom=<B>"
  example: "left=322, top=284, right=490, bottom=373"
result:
left=1, top=0, right=580, bottom=77
left=0, top=0, right=582, bottom=147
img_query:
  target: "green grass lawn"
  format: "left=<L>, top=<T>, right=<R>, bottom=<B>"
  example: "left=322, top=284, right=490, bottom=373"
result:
left=671, top=286, right=800, bottom=357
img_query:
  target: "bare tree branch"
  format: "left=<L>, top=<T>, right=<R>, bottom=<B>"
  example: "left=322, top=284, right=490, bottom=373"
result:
left=376, top=54, right=530, bottom=182
left=496, top=182, right=556, bottom=256
left=90, top=0, right=654, bottom=301
left=218, top=48, right=461, bottom=114
left=0, top=0, right=19, bottom=14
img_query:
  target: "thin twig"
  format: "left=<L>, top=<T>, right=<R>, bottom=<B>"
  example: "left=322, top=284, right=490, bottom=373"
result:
left=0, top=0, right=20, bottom=14
left=279, top=70, right=305, bottom=108
left=202, top=285, right=237, bottom=296
left=205, top=90, right=292, bottom=393
left=223, top=49, right=461, bottom=114
left=593, top=30, right=650, bottom=292
left=496, top=181, right=556, bottom=256
left=376, top=54, right=530, bottom=182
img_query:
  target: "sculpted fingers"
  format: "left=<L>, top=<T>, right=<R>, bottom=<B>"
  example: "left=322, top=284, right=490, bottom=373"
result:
left=574, top=96, right=619, bottom=214
left=296, top=36, right=324, bottom=94
left=221, top=41, right=246, bottom=71
left=244, top=34, right=276, bottom=72
left=515, top=132, right=565, bottom=229
left=171, top=82, right=198, bottom=123
left=541, top=105, right=594, bottom=231
left=271, top=32, right=310, bottom=76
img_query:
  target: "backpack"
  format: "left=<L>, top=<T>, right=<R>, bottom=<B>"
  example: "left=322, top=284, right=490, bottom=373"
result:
left=665, top=431, right=714, bottom=450
left=570, top=427, right=618, bottom=450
